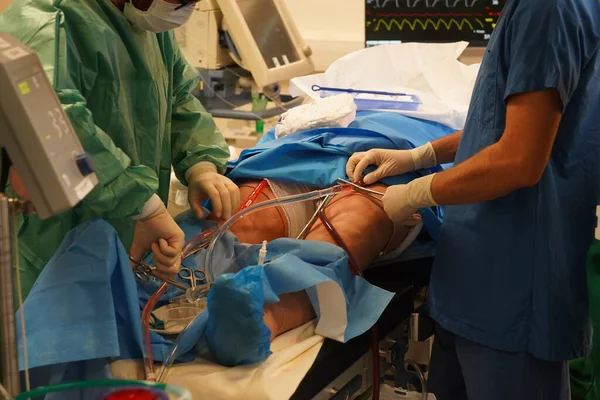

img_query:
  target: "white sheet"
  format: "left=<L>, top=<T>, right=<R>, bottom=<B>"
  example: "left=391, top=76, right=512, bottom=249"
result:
left=164, top=321, right=324, bottom=400
left=290, top=42, right=480, bottom=130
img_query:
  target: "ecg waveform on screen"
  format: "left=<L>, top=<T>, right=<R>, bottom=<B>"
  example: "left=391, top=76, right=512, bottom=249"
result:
left=365, top=0, right=505, bottom=45
left=368, top=17, right=484, bottom=32
left=374, top=0, right=480, bottom=7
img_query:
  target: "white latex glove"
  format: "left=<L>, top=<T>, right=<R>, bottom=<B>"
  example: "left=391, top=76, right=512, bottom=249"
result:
left=130, top=194, right=184, bottom=279
left=346, top=142, right=437, bottom=185
left=186, top=162, right=240, bottom=220
left=383, top=174, right=438, bottom=225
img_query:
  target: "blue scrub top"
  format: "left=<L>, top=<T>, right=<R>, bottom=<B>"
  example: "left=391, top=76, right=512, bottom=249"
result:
left=428, top=0, right=600, bottom=361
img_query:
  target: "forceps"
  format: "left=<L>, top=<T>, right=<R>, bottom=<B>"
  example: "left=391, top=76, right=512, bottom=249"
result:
left=177, top=267, right=206, bottom=290
left=296, top=194, right=335, bottom=240
left=336, top=178, right=384, bottom=201
left=129, top=255, right=189, bottom=291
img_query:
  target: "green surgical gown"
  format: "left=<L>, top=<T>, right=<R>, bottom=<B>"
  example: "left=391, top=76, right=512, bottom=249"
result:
left=570, top=238, right=600, bottom=399
left=0, top=0, right=230, bottom=299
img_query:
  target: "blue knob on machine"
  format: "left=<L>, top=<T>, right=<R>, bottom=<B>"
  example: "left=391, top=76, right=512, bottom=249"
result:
left=75, top=153, right=95, bottom=176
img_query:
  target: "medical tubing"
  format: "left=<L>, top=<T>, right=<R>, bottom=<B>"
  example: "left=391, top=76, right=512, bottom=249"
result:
left=142, top=282, right=170, bottom=381
left=0, top=383, right=12, bottom=400
left=318, top=209, right=380, bottom=400
left=404, top=359, right=428, bottom=400
left=12, top=213, right=30, bottom=392
left=182, top=179, right=268, bottom=258
left=158, top=185, right=352, bottom=382
left=204, top=184, right=351, bottom=284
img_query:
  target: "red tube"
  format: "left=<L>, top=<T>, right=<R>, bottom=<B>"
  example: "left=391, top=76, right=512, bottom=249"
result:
left=142, top=282, right=170, bottom=381
left=318, top=209, right=380, bottom=400
left=236, top=179, right=268, bottom=213
left=182, top=179, right=268, bottom=257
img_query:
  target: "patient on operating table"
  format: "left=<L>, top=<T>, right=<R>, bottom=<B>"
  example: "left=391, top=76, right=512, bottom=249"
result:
left=206, top=179, right=419, bottom=342
left=112, top=179, right=419, bottom=378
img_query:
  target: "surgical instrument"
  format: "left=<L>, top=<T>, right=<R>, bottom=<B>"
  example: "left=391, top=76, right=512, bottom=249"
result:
left=311, top=85, right=409, bottom=98
left=129, top=256, right=189, bottom=292
left=296, top=194, right=335, bottom=240
left=336, top=178, right=384, bottom=201
left=178, top=268, right=205, bottom=290
left=258, top=241, right=268, bottom=266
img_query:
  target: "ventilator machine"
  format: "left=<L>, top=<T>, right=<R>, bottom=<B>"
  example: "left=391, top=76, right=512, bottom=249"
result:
left=175, top=0, right=314, bottom=120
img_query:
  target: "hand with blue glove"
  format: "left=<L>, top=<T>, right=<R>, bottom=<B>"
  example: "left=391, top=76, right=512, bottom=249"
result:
left=346, top=142, right=437, bottom=185
left=186, top=162, right=241, bottom=220
left=130, top=195, right=184, bottom=279
left=383, top=174, right=438, bottom=224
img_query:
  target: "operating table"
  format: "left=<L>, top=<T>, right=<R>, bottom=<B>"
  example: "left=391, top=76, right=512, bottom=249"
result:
left=292, top=256, right=434, bottom=399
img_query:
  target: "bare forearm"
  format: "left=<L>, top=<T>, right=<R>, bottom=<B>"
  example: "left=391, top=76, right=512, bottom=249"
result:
left=431, top=143, right=532, bottom=205
left=431, top=130, right=462, bottom=164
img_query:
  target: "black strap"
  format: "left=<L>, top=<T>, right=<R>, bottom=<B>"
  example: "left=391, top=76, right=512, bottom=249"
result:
left=0, top=148, right=11, bottom=193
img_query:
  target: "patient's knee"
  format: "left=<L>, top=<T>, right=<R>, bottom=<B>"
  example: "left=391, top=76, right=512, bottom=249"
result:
left=306, top=183, right=395, bottom=269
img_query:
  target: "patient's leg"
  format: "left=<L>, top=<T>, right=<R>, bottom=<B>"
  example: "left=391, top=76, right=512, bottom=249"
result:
left=263, top=184, right=418, bottom=340
left=305, top=184, right=403, bottom=270
left=210, top=180, right=418, bottom=342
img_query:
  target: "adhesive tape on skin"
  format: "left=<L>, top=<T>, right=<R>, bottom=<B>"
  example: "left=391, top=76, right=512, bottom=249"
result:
left=175, top=189, right=188, bottom=206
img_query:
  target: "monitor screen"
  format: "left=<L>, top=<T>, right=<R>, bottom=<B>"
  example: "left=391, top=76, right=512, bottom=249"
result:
left=366, top=0, right=506, bottom=48
left=237, top=0, right=301, bottom=69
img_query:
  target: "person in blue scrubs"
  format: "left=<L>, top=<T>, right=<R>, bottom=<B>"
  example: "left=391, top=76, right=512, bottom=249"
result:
left=347, top=0, right=600, bottom=398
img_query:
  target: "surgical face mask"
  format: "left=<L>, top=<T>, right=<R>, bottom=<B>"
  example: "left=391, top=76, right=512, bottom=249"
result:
left=123, top=0, right=194, bottom=33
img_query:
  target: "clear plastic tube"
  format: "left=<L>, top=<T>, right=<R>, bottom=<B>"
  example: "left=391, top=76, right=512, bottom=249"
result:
left=158, top=184, right=351, bottom=381
left=142, top=282, right=169, bottom=381
left=203, top=184, right=351, bottom=284
left=404, top=359, right=428, bottom=400
left=181, top=179, right=269, bottom=258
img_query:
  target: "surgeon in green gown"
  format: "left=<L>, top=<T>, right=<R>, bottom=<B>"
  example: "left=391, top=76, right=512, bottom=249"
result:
left=0, top=0, right=241, bottom=299
left=570, top=209, right=600, bottom=400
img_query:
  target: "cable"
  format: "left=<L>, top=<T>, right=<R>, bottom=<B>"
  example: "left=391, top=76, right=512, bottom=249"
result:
left=404, top=359, right=428, bottom=400
left=0, top=383, right=12, bottom=400
left=12, top=208, right=30, bottom=392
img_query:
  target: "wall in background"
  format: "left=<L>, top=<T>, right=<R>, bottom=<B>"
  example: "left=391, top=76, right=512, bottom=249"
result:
left=283, top=0, right=483, bottom=70
left=284, top=0, right=365, bottom=71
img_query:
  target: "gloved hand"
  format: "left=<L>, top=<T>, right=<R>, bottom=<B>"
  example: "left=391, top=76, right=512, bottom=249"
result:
left=9, top=168, right=31, bottom=201
left=383, top=174, right=438, bottom=225
left=130, top=195, right=184, bottom=279
left=346, top=142, right=437, bottom=185
left=186, top=162, right=240, bottom=220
